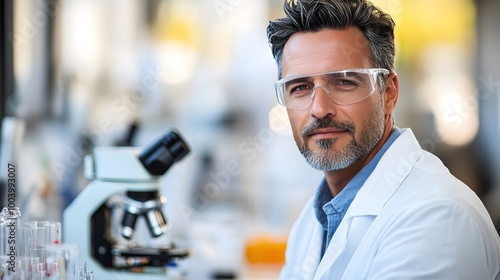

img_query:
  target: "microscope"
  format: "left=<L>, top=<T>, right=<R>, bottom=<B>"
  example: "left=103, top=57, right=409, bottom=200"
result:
left=63, top=129, right=190, bottom=279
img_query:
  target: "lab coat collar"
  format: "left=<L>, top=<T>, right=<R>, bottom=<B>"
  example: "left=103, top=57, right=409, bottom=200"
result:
left=348, top=128, right=423, bottom=216
left=314, top=128, right=423, bottom=279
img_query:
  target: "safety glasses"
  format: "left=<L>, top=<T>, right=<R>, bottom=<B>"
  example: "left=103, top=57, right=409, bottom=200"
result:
left=275, top=68, right=389, bottom=110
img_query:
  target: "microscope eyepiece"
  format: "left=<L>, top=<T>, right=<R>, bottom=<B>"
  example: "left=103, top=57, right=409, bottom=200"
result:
left=139, top=129, right=190, bottom=176
left=121, top=129, right=190, bottom=239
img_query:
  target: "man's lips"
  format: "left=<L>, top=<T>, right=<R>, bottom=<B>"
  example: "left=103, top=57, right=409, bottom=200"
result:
left=307, top=128, right=349, bottom=138
left=301, top=118, right=355, bottom=139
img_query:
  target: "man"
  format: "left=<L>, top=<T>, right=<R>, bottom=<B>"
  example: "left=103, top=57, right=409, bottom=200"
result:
left=266, top=0, right=500, bottom=279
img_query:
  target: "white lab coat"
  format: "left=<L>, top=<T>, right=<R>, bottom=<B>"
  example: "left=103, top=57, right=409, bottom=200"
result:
left=280, top=129, right=500, bottom=280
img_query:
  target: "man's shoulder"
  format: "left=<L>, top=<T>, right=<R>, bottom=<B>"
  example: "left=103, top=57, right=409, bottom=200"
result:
left=382, top=157, right=494, bottom=234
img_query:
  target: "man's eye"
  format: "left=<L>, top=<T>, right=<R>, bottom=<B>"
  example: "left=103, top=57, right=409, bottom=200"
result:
left=289, top=85, right=310, bottom=94
left=337, top=79, right=357, bottom=86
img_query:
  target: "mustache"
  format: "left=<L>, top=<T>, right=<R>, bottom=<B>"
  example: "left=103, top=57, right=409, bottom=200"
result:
left=301, top=118, right=355, bottom=138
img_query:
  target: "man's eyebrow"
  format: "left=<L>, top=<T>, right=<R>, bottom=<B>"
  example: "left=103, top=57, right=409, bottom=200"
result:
left=328, top=71, right=364, bottom=80
left=285, top=76, right=314, bottom=85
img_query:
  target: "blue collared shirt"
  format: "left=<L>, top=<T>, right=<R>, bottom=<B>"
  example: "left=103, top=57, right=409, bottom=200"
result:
left=314, top=127, right=402, bottom=257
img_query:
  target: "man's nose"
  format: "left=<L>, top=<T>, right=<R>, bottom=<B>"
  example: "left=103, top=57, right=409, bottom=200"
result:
left=310, top=85, right=337, bottom=119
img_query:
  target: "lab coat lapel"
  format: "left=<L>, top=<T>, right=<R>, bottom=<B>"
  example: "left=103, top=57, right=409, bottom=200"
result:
left=302, top=221, right=326, bottom=279
left=313, top=129, right=423, bottom=280
left=349, top=129, right=423, bottom=216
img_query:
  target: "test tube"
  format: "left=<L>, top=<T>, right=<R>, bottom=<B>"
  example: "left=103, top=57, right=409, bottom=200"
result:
left=16, top=226, right=43, bottom=279
left=78, top=260, right=95, bottom=280
left=78, top=260, right=87, bottom=278
left=33, top=269, right=46, bottom=280
left=86, top=271, right=94, bottom=280
left=16, top=226, right=30, bottom=257
left=47, top=222, right=62, bottom=246
left=30, top=257, right=41, bottom=279
left=15, top=256, right=30, bottom=279
left=28, top=226, right=47, bottom=273
left=46, top=243, right=79, bottom=280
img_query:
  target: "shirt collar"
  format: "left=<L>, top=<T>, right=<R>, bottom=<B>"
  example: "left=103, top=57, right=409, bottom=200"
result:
left=313, top=127, right=403, bottom=229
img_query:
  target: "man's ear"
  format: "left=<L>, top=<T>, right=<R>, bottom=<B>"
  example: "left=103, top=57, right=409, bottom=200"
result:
left=383, top=73, right=399, bottom=115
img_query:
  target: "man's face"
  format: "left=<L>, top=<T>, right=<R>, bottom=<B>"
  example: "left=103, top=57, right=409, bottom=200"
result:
left=281, top=27, right=385, bottom=171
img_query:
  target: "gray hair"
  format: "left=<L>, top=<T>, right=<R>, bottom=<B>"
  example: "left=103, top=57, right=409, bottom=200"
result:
left=267, top=0, right=396, bottom=80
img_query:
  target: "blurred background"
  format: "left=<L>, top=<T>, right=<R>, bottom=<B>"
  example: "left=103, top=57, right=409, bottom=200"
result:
left=1, top=0, right=499, bottom=279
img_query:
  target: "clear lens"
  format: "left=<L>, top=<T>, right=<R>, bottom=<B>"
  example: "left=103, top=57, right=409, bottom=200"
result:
left=275, top=68, right=389, bottom=110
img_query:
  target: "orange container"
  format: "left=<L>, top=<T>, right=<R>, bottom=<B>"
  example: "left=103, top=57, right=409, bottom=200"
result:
left=245, top=234, right=287, bottom=264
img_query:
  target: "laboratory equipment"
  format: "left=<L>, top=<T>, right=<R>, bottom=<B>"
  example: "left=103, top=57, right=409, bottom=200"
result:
left=63, top=129, right=190, bottom=279
left=0, top=207, right=77, bottom=279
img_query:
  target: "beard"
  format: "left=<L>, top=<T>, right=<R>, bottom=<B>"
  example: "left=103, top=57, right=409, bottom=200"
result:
left=296, top=102, right=385, bottom=171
